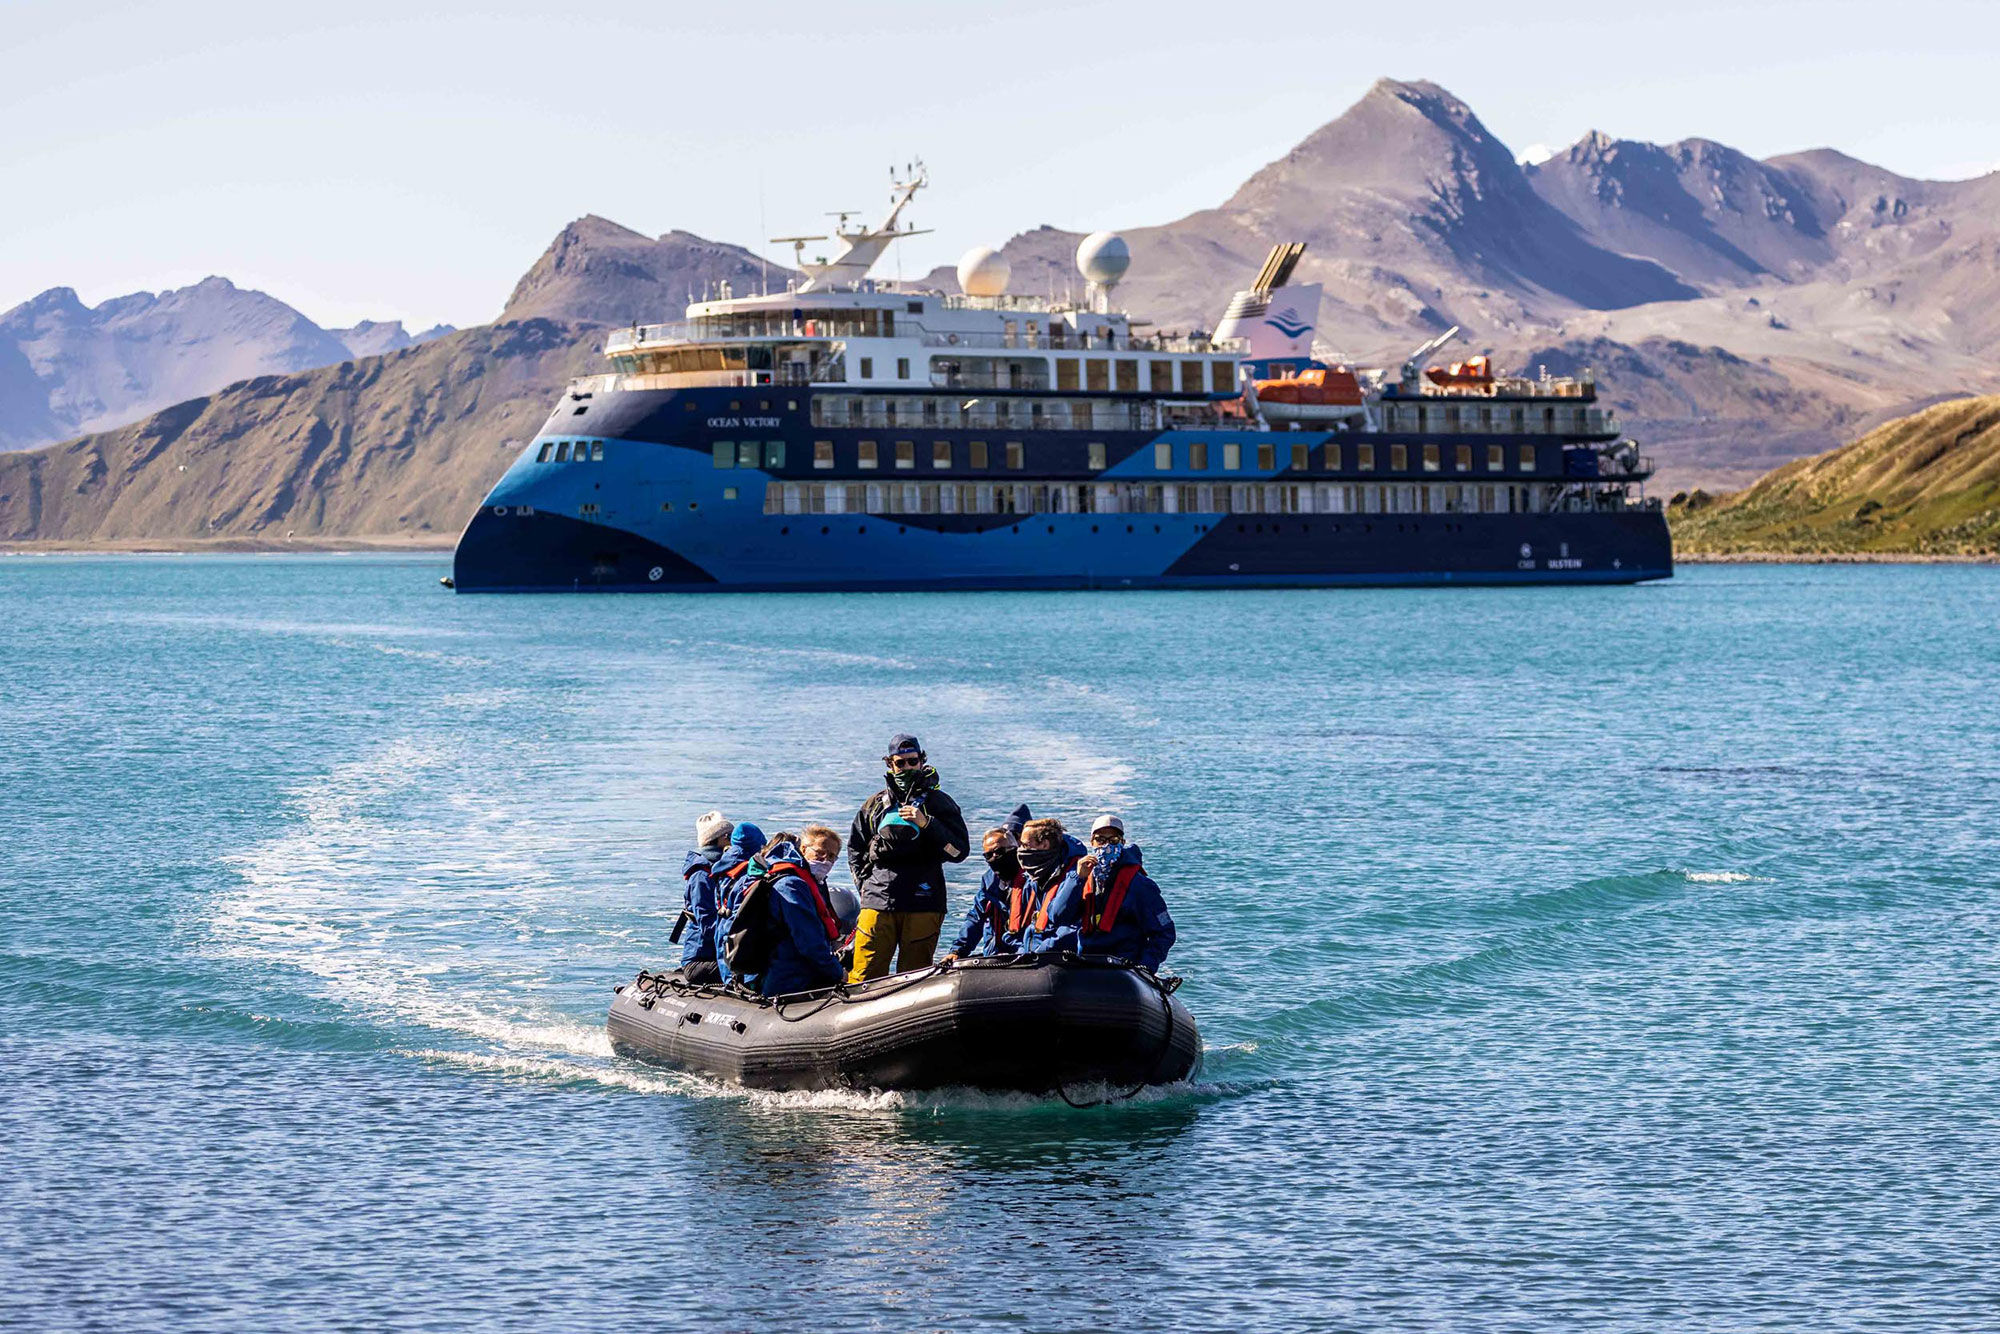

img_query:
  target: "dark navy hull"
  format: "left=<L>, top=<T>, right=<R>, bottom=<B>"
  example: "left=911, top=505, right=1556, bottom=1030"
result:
left=607, top=955, right=1200, bottom=1093
left=453, top=384, right=1672, bottom=592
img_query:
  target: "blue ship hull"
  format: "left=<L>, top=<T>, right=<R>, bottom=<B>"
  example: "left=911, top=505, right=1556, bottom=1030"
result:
left=452, top=386, right=1673, bottom=592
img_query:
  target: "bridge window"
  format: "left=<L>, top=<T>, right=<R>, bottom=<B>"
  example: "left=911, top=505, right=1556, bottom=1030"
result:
left=1115, top=361, right=1139, bottom=393
left=1088, top=442, right=1107, bottom=470
left=897, top=358, right=911, bottom=379
left=1456, top=444, right=1472, bottom=470
left=1006, top=441, right=1024, bottom=469
left=1211, top=362, right=1235, bottom=394
left=1179, top=361, right=1204, bottom=395
left=765, top=441, right=785, bottom=468
left=537, top=442, right=554, bottom=462
left=895, top=440, right=915, bottom=469
left=713, top=441, right=733, bottom=468
left=1155, top=442, right=1172, bottom=469
left=860, top=358, right=873, bottom=380
left=1325, top=442, right=1342, bottom=470
left=1390, top=444, right=1407, bottom=471
left=590, top=441, right=605, bottom=462
left=933, top=441, right=952, bottom=469
left=1150, top=360, right=1174, bottom=393
left=1357, top=444, right=1375, bottom=471
left=857, top=440, right=879, bottom=469
left=814, top=440, right=835, bottom=469
left=1488, top=444, right=1505, bottom=470
left=1056, top=359, right=1079, bottom=391
left=1291, top=443, right=1309, bottom=470
left=555, top=441, right=571, bottom=462
left=1189, top=442, right=1208, bottom=470
left=1257, top=443, right=1275, bottom=470
left=1519, top=444, right=1537, bottom=472
left=1086, top=359, right=1109, bottom=392
left=1222, top=443, right=1241, bottom=471
left=1422, top=444, right=1440, bottom=472
left=970, top=440, right=989, bottom=468
left=737, top=441, right=759, bottom=468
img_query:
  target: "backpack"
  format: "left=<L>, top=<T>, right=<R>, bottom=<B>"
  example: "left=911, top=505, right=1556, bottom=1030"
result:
left=721, top=874, right=779, bottom=980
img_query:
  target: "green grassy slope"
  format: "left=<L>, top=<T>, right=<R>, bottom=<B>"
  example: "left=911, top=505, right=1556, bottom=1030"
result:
left=1668, top=395, right=2000, bottom=556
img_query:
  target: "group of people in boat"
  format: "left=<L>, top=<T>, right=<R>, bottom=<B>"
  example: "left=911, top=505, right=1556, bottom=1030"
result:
left=670, top=733, right=1177, bottom=997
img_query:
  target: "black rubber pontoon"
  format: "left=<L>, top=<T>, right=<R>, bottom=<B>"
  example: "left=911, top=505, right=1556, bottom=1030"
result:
left=607, top=953, right=1199, bottom=1094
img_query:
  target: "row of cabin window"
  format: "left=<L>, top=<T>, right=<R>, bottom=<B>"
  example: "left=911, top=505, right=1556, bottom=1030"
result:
left=761, top=481, right=1558, bottom=517
left=1156, top=440, right=1540, bottom=473
left=1378, top=402, right=1604, bottom=433
left=849, top=354, right=1233, bottom=394
left=535, top=438, right=605, bottom=463
left=809, top=395, right=1157, bottom=432
left=724, top=438, right=1543, bottom=475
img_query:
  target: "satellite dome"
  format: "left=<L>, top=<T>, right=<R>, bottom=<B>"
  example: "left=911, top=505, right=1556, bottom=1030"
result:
left=956, top=246, right=1011, bottom=298
left=1076, top=231, right=1131, bottom=287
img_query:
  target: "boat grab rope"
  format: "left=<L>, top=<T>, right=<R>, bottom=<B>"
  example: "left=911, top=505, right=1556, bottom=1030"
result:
left=1056, top=964, right=1176, bottom=1112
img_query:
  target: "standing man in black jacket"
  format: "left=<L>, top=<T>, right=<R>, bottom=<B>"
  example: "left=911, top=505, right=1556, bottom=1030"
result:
left=846, top=734, right=970, bottom=983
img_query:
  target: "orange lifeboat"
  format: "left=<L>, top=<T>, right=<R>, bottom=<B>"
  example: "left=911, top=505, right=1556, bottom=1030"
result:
left=1424, top=355, right=1494, bottom=391
left=1249, top=365, right=1367, bottom=425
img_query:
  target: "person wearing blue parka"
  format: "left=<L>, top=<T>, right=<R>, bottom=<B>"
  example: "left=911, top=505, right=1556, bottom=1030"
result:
left=1012, top=816, right=1088, bottom=956
left=709, top=821, right=767, bottom=986
left=736, top=837, right=846, bottom=997
left=676, top=809, right=734, bottom=984
left=944, top=824, right=1024, bottom=961
left=1042, top=814, right=1176, bottom=972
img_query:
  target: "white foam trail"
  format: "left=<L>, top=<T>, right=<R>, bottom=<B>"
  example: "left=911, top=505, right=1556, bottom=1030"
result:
left=1684, top=871, right=1758, bottom=883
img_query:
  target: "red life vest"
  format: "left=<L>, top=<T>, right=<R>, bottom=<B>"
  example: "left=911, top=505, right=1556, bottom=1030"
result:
left=1082, top=863, right=1143, bottom=935
left=715, top=859, right=753, bottom=912
left=763, top=859, right=841, bottom=944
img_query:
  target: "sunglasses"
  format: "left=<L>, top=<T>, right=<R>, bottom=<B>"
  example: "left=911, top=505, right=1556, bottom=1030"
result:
left=887, top=755, right=925, bottom=770
left=1090, top=830, right=1122, bottom=844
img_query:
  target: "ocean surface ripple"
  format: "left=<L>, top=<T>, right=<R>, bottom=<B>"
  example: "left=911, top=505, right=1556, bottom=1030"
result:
left=4, top=556, right=1999, bottom=1331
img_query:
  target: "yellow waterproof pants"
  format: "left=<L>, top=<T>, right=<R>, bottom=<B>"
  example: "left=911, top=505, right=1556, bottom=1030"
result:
left=848, top=909, right=945, bottom=984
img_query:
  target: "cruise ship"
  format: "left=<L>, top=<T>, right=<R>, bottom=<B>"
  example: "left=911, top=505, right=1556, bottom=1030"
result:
left=450, top=169, right=1671, bottom=592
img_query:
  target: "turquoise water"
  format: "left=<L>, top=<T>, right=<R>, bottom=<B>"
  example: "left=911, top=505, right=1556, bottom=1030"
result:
left=4, top=556, right=1998, bottom=1331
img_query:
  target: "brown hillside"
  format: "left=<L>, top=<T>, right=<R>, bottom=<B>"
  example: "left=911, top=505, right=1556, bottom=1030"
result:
left=0, top=322, right=597, bottom=546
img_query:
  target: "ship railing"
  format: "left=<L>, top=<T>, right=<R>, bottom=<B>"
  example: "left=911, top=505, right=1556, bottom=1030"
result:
left=605, top=321, right=1246, bottom=357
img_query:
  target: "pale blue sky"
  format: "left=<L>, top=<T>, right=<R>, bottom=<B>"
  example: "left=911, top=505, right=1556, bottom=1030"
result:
left=5, top=0, right=1996, bottom=330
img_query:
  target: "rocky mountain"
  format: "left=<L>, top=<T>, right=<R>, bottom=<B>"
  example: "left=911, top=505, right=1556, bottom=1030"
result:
left=8, top=76, right=2000, bottom=545
left=0, top=322, right=598, bottom=546
left=1669, top=395, right=2000, bottom=556
left=500, top=217, right=779, bottom=326
left=330, top=320, right=458, bottom=359
left=0, top=278, right=354, bottom=453
left=0, top=227, right=790, bottom=547
left=0, top=278, right=463, bottom=454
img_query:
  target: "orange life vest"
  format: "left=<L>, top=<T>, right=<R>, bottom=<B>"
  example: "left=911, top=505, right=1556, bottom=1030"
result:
left=1008, top=868, right=1066, bottom=935
left=1081, top=863, right=1143, bottom=935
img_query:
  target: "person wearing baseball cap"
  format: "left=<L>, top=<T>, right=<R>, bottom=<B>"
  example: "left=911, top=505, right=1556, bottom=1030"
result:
left=1042, top=813, right=1176, bottom=973
left=845, top=733, right=969, bottom=983
left=673, top=809, right=732, bottom=984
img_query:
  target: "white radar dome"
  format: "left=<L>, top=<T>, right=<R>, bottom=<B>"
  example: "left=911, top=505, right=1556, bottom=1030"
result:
left=1076, top=231, right=1131, bottom=287
left=956, top=246, right=1012, bottom=298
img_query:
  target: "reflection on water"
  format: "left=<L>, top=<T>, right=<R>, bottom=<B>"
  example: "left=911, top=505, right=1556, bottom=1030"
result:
left=5, top=557, right=2000, bottom=1330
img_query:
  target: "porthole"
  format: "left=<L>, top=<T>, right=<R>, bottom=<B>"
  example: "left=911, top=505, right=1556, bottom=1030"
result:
left=1091, top=524, right=1099, bottom=534
left=780, top=526, right=789, bottom=535
left=820, top=526, right=829, bottom=535
left=898, top=525, right=907, bottom=534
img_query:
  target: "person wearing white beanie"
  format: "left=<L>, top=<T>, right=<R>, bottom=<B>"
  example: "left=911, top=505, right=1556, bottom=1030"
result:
left=674, top=810, right=733, bottom=983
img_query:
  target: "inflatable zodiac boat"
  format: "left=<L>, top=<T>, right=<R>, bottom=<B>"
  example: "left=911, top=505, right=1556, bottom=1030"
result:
left=607, top=953, right=1199, bottom=1094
